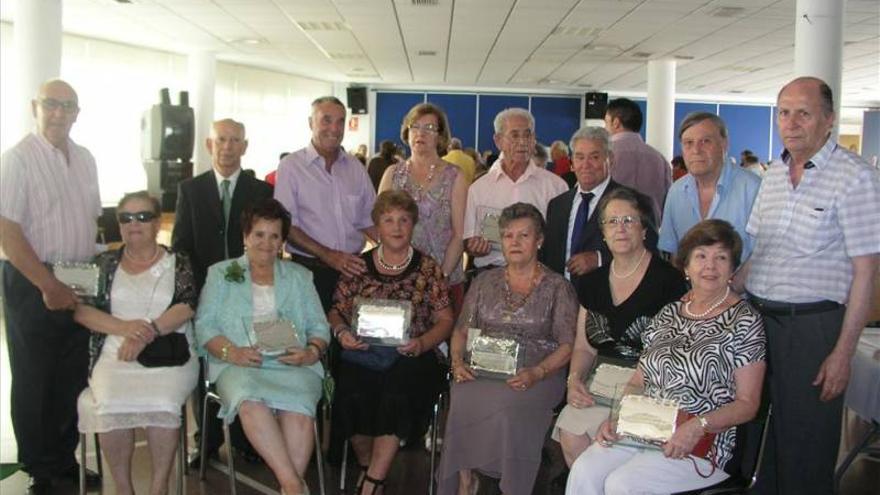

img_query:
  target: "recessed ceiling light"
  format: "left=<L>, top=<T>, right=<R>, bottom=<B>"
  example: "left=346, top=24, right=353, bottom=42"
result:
left=230, top=38, right=264, bottom=45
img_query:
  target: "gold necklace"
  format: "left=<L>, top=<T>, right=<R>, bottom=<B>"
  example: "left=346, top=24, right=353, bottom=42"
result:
left=406, top=159, right=437, bottom=199
left=503, top=264, right=541, bottom=315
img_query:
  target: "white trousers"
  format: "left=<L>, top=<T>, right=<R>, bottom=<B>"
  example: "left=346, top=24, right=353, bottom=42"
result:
left=565, top=443, right=729, bottom=495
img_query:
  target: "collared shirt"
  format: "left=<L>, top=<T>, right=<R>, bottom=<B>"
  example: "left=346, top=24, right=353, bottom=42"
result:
left=659, top=161, right=761, bottom=259
left=464, top=158, right=568, bottom=267
left=609, top=131, right=672, bottom=220
left=0, top=133, right=101, bottom=263
left=745, top=138, right=880, bottom=303
left=565, top=176, right=611, bottom=263
left=274, top=143, right=376, bottom=257
left=213, top=168, right=241, bottom=197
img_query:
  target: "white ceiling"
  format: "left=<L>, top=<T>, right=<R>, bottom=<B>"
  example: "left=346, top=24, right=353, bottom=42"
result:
left=2, top=0, right=878, bottom=106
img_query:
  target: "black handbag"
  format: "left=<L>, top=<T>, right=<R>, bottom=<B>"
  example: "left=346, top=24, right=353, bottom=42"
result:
left=137, top=333, right=191, bottom=368
left=340, top=345, right=400, bottom=372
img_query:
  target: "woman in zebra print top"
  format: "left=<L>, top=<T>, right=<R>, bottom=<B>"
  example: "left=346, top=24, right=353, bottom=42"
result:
left=566, top=219, right=766, bottom=495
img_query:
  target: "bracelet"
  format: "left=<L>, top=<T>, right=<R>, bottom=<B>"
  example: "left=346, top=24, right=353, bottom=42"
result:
left=566, top=373, right=579, bottom=386
left=307, top=342, right=323, bottom=359
left=696, top=415, right=710, bottom=433
left=537, top=364, right=548, bottom=380
left=220, top=343, right=232, bottom=362
left=148, top=319, right=161, bottom=337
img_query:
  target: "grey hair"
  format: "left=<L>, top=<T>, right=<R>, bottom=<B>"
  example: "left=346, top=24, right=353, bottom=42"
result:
left=493, top=108, right=535, bottom=135
left=569, top=126, right=611, bottom=156
left=311, top=96, right=346, bottom=112
left=498, top=202, right=546, bottom=239
left=678, top=112, right=728, bottom=140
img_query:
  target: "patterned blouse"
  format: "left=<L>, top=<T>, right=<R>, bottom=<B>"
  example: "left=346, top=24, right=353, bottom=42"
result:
left=639, top=300, right=766, bottom=468
left=458, top=266, right=578, bottom=368
left=391, top=163, right=464, bottom=284
left=332, top=248, right=450, bottom=345
left=86, top=246, right=198, bottom=373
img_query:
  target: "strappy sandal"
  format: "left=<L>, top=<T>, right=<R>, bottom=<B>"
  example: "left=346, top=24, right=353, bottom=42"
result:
left=357, top=473, right=385, bottom=495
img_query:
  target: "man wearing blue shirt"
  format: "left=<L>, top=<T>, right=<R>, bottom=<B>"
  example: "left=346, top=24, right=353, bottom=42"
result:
left=658, top=112, right=761, bottom=258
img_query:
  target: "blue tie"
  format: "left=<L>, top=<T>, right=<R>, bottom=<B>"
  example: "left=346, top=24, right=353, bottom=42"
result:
left=570, top=192, right=594, bottom=255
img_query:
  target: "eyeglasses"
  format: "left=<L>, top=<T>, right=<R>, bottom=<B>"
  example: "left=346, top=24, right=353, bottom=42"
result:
left=601, top=215, right=641, bottom=228
left=408, top=123, right=440, bottom=134
left=118, top=211, right=158, bottom=224
left=37, top=98, right=79, bottom=114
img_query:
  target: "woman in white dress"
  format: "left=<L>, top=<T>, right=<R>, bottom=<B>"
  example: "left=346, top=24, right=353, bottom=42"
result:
left=75, top=191, right=199, bottom=495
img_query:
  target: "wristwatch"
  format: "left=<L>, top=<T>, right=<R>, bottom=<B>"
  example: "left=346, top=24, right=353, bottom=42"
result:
left=697, top=415, right=710, bottom=432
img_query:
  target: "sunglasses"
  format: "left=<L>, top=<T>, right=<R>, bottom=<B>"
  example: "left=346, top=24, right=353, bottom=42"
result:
left=117, top=211, right=158, bottom=224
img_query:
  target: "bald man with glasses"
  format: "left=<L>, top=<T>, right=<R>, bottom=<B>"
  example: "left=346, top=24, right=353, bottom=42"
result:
left=0, top=79, right=102, bottom=494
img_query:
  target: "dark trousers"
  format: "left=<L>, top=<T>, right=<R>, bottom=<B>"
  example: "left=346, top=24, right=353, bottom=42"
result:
left=753, top=304, right=846, bottom=495
left=291, top=255, right=340, bottom=314
left=2, top=262, right=89, bottom=478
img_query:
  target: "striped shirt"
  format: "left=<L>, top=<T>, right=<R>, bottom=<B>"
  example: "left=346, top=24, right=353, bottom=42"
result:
left=745, top=138, right=880, bottom=303
left=464, top=158, right=568, bottom=267
left=0, top=133, right=102, bottom=263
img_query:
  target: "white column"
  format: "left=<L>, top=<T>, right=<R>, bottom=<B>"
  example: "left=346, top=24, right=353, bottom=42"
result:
left=646, top=59, right=676, bottom=161
left=794, top=0, right=845, bottom=122
left=188, top=51, right=216, bottom=174
left=13, top=0, right=62, bottom=142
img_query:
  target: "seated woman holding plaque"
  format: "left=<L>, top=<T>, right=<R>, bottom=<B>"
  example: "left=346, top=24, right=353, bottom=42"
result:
left=553, top=187, right=687, bottom=467
left=195, top=199, right=329, bottom=495
left=437, top=203, right=578, bottom=495
left=75, top=191, right=199, bottom=495
left=327, top=190, right=454, bottom=495
left=565, top=220, right=766, bottom=495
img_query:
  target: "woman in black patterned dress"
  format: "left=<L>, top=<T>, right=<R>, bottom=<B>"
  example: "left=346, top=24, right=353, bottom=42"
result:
left=566, top=219, right=767, bottom=495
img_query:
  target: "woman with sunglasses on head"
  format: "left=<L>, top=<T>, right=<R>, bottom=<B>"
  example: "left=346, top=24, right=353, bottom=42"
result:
left=378, top=103, right=468, bottom=313
left=75, top=191, right=199, bottom=495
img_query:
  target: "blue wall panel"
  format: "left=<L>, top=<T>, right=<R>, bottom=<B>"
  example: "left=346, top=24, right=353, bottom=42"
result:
left=673, top=102, right=717, bottom=157
left=426, top=93, right=478, bottom=149
left=477, top=94, right=529, bottom=152
left=771, top=107, right=784, bottom=161
left=720, top=104, right=772, bottom=163
left=375, top=92, right=424, bottom=151
left=633, top=99, right=648, bottom=141
left=531, top=96, right=582, bottom=148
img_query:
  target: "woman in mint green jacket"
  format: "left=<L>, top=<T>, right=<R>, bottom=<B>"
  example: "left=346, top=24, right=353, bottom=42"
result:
left=196, top=199, right=329, bottom=495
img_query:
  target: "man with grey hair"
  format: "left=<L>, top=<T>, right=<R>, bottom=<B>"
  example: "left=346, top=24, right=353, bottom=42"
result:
left=740, top=76, right=879, bottom=495
left=542, top=127, right=621, bottom=280
left=463, top=108, right=567, bottom=270
left=1, top=79, right=102, bottom=493
left=274, top=96, right=376, bottom=311
left=658, top=111, right=761, bottom=258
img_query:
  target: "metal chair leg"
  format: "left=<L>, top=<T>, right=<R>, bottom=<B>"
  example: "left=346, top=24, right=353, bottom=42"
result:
left=340, top=439, right=349, bottom=492
left=199, top=391, right=211, bottom=481
left=314, top=420, right=326, bottom=495
left=222, top=418, right=236, bottom=495
left=93, top=433, right=103, bottom=478
left=79, top=434, right=87, bottom=495
left=429, top=392, right=443, bottom=495
left=178, top=407, right=186, bottom=495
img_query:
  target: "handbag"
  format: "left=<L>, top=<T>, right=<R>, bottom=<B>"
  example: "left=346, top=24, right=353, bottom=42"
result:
left=677, top=410, right=718, bottom=478
left=340, top=345, right=400, bottom=372
left=137, top=333, right=191, bottom=368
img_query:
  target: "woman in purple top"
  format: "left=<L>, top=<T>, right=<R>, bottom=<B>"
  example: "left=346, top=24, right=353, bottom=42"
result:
left=379, top=103, right=468, bottom=314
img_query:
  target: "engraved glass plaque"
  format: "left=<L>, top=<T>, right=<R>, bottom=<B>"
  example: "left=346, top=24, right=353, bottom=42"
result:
left=53, top=262, right=102, bottom=300
left=353, top=298, right=412, bottom=346
left=477, top=206, right=502, bottom=244
left=586, top=363, right=637, bottom=407
left=253, top=319, right=301, bottom=356
left=467, top=331, right=523, bottom=379
left=615, top=394, right=680, bottom=447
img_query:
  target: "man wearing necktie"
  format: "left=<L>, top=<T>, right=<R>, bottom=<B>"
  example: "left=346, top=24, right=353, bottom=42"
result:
left=542, top=127, right=620, bottom=282
left=172, top=118, right=272, bottom=465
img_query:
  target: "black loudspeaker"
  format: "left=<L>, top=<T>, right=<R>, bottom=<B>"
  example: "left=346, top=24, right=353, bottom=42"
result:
left=347, top=87, right=368, bottom=114
left=585, top=92, right=608, bottom=119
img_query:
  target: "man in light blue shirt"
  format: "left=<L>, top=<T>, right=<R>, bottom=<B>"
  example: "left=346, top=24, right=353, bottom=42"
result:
left=658, top=112, right=761, bottom=258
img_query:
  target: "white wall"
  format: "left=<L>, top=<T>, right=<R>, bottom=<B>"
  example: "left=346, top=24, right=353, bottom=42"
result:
left=0, top=22, right=333, bottom=204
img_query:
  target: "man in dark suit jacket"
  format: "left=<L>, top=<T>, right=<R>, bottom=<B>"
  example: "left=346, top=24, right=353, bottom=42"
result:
left=172, top=118, right=273, bottom=464
left=542, top=127, right=620, bottom=282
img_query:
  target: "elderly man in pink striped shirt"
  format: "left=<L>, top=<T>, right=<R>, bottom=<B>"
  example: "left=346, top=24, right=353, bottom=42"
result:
left=0, top=79, right=102, bottom=494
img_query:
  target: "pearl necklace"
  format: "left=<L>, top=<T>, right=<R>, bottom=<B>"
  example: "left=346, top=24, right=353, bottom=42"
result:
left=684, top=285, right=731, bottom=319
left=610, top=249, right=648, bottom=279
left=407, top=159, right=437, bottom=199
left=376, top=245, right=413, bottom=271
left=124, top=245, right=160, bottom=266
